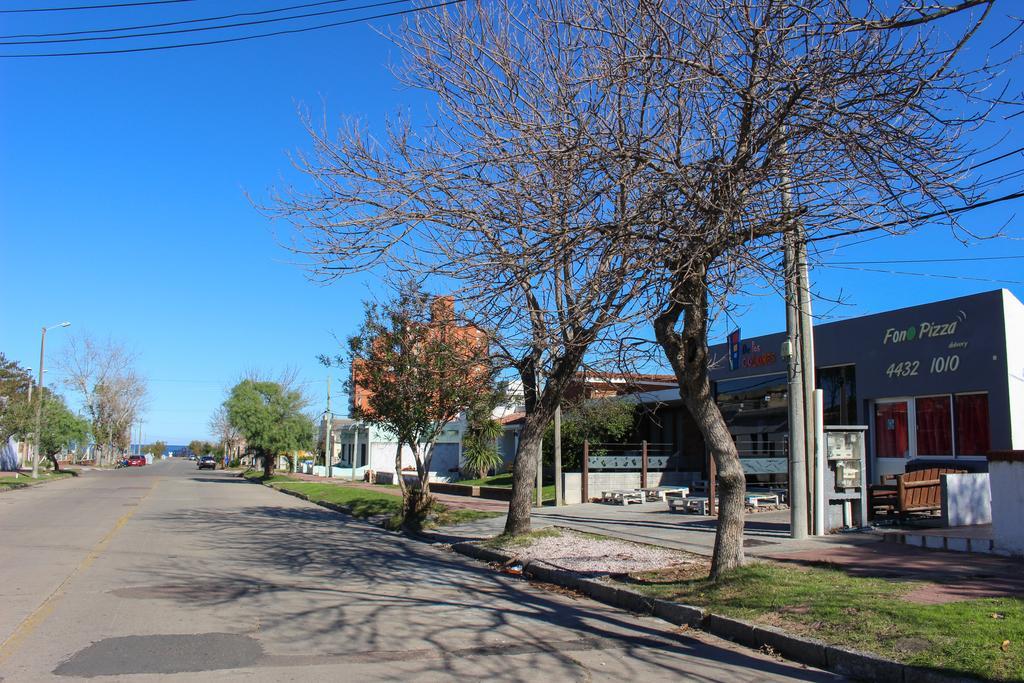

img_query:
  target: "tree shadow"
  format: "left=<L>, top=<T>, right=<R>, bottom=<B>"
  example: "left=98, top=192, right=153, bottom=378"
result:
left=125, top=501, right=836, bottom=681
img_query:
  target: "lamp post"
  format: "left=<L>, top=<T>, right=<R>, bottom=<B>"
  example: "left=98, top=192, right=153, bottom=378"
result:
left=33, top=321, right=70, bottom=478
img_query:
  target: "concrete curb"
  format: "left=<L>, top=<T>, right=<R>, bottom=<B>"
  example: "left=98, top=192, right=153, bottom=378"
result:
left=450, top=541, right=974, bottom=683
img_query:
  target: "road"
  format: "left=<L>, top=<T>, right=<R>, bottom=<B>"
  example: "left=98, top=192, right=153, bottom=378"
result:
left=0, top=460, right=839, bottom=681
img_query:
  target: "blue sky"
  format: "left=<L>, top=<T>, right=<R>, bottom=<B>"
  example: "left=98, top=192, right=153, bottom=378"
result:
left=1, top=2, right=1022, bottom=444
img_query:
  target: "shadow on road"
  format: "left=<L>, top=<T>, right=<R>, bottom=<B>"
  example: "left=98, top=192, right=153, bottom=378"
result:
left=124, top=500, right=833, bottom=682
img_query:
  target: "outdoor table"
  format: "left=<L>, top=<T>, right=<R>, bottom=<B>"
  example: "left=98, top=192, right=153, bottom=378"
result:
left=642, top=486, right=689, bottom=502
left=600, top=489, right=645, bottom=506
left=668, top=496, right=710, bottom=515
left=745, top=493, right=780, bottom=509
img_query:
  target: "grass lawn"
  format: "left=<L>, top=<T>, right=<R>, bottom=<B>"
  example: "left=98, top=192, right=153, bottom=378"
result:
left=620, top=561, right=1024, bottom=681
left=244, top=471, right=501, bottom=529
left=457, top=473, right=557, bottom=503
left=0, top=471, right=74, bottom=490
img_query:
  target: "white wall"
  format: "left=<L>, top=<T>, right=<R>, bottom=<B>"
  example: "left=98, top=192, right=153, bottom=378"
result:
left=562, top=471, right=700, bottom=504
left=990, top=460, right=1024, bottom=555
left=941, top=472, right=991, bottom=527
left=1004, top=290, right=1024, bottom=449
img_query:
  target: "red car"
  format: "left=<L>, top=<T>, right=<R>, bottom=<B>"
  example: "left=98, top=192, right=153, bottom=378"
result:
left=127, top=455, right=146, bottom=467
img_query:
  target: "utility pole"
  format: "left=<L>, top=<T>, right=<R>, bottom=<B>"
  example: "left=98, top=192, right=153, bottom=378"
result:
left=351, top=425, right=359, bottom=481
left=325, top=376, right=333, bottom=479
left=33, top=322, right=70, bottom=478
left=553, top=405, right=563, bottom=506
left=797, top=238, right=818, bottom=533
left=784, top=230, right=808, bottom=540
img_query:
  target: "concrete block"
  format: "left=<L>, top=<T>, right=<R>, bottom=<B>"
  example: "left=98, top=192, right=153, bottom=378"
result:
left=706, top=614, right=755, bottom=646
left=651, top=599, right=706, bottom=628
left=452, top=542, right=509, bottom=565
left=578, top=580, right=620, bottom=607
left=924, top=535, right=946, bottom=550
left=904, top=665, right=977, bottom=683
left=946, top=537, right=969, bottom=553
left=746, top=623, right=828, bottom=670
left=906, top=534, right=924, bottom=547
left=826, top=644, right=904, bottom=682
left=968, top=538, right=994, bottom=554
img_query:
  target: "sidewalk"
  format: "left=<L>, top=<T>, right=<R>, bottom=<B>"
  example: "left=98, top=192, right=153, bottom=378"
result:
left=430, top=499, right=1024, bottom=603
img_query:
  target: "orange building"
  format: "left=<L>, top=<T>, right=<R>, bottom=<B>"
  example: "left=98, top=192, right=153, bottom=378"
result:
left=350, top=296, right=489, bottom=416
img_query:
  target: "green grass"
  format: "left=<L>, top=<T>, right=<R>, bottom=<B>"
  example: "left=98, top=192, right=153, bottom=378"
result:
left=0, top=471, right=74, bottom=490
left=246, top=471, right=501, bottom=529
left=456, top=473, right=557, bottom=503
left=621, top=562, right=1024, bottom=681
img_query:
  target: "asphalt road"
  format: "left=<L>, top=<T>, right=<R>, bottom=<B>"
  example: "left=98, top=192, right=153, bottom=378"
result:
left=0, top=460, right=840, bottom=681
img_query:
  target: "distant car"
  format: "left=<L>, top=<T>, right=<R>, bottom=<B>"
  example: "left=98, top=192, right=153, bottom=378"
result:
left=197, top=456, right=217, bottom=470
left=127, top=455, right=146, bottom=467
left=188, top=454, right=196, bottom=461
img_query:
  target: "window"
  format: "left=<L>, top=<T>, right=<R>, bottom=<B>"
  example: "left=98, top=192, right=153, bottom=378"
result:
left=875, top=401, right=909, bottom=458
left=817, top=365, right=857, bottom=425
left=915, top=396, right=952, bottom=456
left=956, top=393, right=990, bottom=456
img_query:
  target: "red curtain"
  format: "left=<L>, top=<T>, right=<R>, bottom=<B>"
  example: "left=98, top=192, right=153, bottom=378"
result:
left=875, top=402, right=909, bottom=458
left=956, top=394, right=990, bottom=456
left=916, top=396, right=952, bottom=456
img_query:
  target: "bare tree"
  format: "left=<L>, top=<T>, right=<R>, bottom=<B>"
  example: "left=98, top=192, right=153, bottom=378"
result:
left=209, top=405, right=242, bottom=461
left=58, top=334, right=147, bottom=465
left=269, top=0, right=672, bottom=534
left=268, top=0, right=1012, bottom=575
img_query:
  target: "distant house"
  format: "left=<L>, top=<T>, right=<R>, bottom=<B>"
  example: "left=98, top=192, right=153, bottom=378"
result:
left=324, top=296, right=482, bottom=482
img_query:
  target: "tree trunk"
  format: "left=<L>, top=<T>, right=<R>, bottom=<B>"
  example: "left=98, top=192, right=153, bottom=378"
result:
left=47, top=452, right=62, bottom=472
left=401, top=441, right=434, bottom=530
left=654, top=275, right=746, bottom=580
left=262, top=450, right=273, bottom=479
left=394, top=440, right=407, bottom=495
left=503, top=413, right=548, bottom=535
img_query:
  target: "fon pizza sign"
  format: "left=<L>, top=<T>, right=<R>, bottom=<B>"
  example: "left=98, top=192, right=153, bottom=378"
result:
left=879, top=310, right=970, bottom=381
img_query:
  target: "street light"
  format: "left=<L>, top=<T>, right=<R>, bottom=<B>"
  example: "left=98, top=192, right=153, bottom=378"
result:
left=33, top=321, right=70, bottom=479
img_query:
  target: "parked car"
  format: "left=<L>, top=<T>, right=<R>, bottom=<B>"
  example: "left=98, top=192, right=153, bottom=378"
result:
left=188, top=454, right=196, bottom=461
left=197, top=456, right=217, bottom=470
left=127, top=455, right=146, bottom=467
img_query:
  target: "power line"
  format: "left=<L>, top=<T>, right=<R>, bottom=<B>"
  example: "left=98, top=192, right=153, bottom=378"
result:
left=830, top=255, right=1024, bottom=265
left=1, top=0, right=193, bottom=13
left=0, top=0, right=356, bottom=39
left=808, top=189, right=1024, bottom=244
left=0, top=0, right=411, bottom=45
left=0, top=0, right=462, bottom=56
left=821, top=264, right=1024, bottom=285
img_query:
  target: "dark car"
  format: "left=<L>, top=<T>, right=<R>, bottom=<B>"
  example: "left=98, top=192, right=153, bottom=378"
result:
left=127, top=455, right=146, bottom=467
left=197, top=456, right=217, bottom=470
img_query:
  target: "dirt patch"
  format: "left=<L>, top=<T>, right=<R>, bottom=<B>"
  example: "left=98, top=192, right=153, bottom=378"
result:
left=626, top=563, right=711, bottom=584
left=491, top=528, right=700, bottom=575
left=893, top=636, right=932, bottom=654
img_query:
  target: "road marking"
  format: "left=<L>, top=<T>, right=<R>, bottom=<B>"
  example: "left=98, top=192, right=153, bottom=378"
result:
left=0, top=479, right=158, bottom=664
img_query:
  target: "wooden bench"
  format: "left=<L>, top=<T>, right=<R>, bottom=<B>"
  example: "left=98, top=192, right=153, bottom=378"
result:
left=869, top=467, right=965, bottom=517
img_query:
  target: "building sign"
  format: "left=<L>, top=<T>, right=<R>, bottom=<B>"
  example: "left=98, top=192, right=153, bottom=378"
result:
left=880, top=310, right=969, bottom=382
left=724, top=330, right=778, bottom=372
left=882, top=310, right=966, bottom=345
left=728, top=329, right=741, bottom=370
